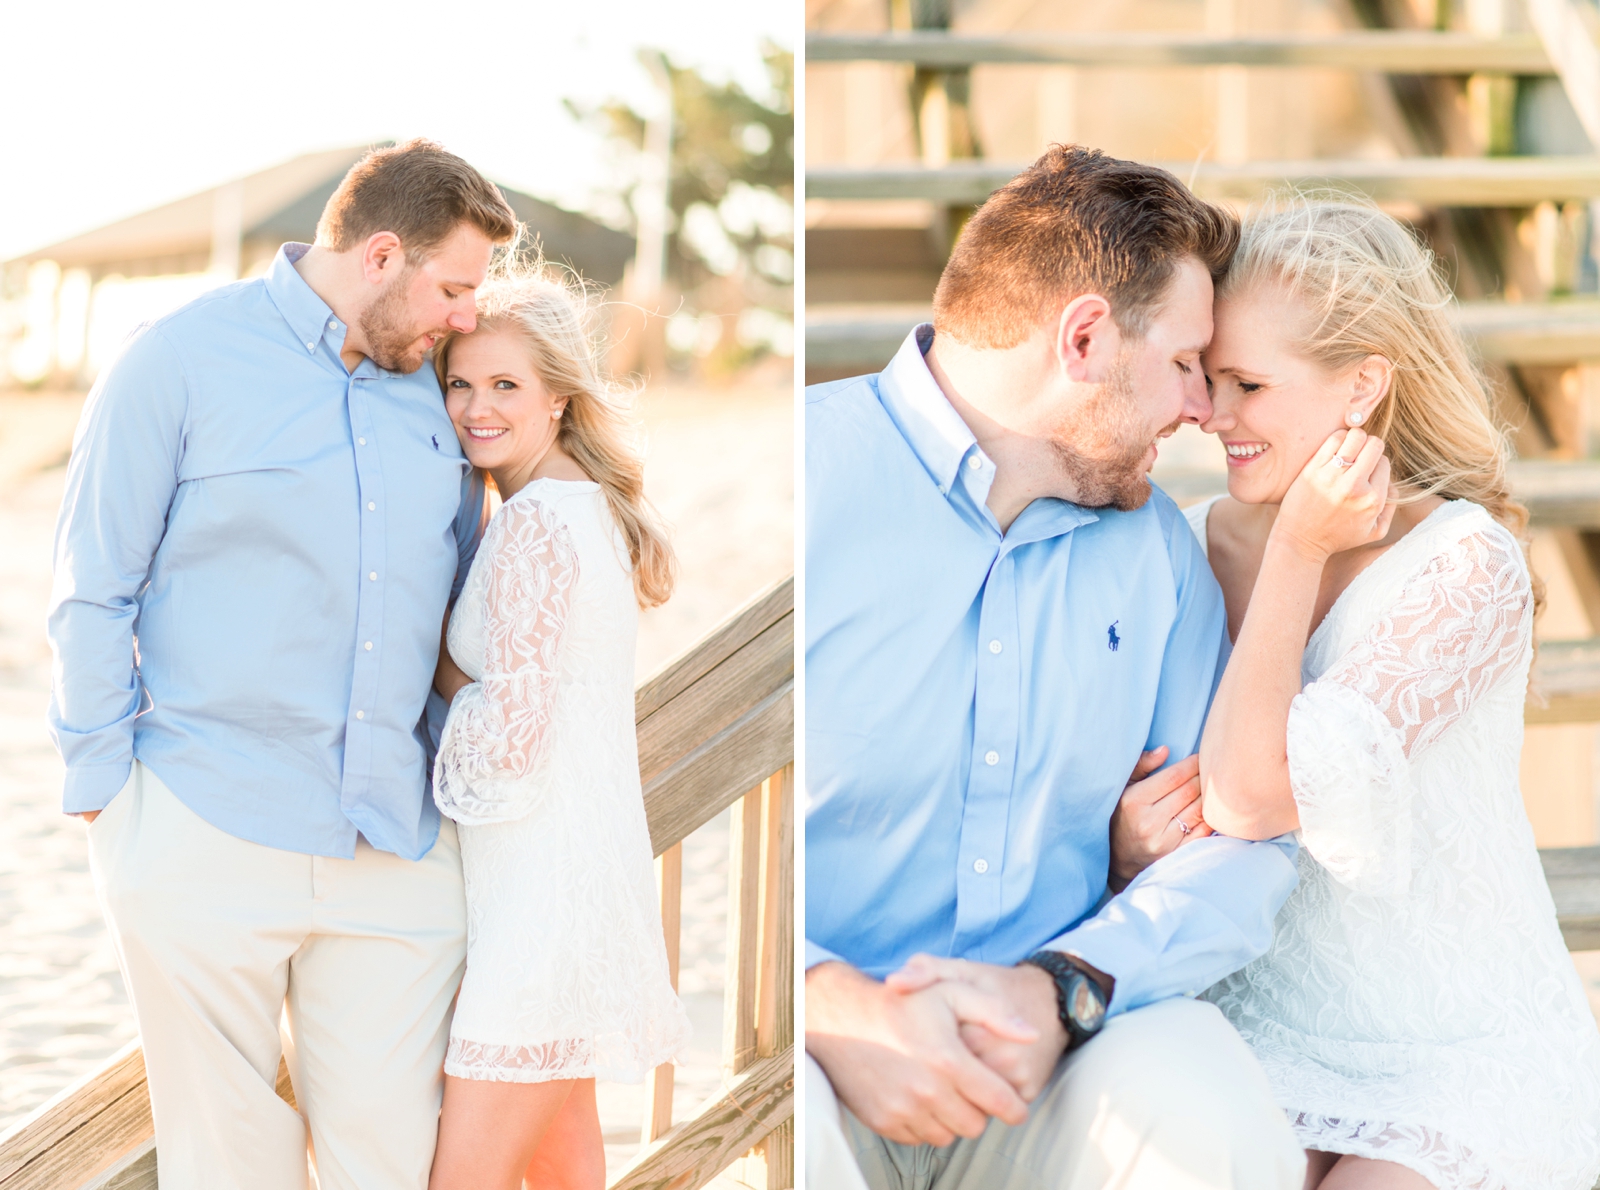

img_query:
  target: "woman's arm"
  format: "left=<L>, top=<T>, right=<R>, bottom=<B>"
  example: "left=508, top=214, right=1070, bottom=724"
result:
left=433, top=605, right=473, bottom=704
left=1200, top=429, right=1396, bottom=839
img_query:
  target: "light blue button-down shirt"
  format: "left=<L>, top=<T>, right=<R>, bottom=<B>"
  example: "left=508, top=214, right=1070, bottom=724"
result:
left=806, top=327, right=1298, bottom=1013
left=48, top=243, right=482, bottom=860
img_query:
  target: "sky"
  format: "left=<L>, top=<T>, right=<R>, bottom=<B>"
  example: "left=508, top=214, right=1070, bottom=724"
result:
left=0, top=0, right=794, bottom=261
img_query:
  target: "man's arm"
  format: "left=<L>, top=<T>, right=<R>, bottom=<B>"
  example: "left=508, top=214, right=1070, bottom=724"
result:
left=48, top=325, right=187, bottom=816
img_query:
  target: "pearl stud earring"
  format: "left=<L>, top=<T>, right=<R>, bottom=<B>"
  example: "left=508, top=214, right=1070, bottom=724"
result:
left=1347, top=411, right=1365, bottom=426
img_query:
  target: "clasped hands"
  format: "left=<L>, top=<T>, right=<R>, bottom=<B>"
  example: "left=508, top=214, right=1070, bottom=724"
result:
left=807, top=749, right=1207, bottom=1146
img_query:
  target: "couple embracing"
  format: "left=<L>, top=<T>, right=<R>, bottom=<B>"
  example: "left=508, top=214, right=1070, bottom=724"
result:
left=49, top=140, right=687, bottom=1189
left=805, top=146, right=1600, bottom=1190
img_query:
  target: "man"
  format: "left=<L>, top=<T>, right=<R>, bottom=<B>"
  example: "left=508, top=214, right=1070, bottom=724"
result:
left=805, top=146, right=1304, bottom=1189
left=49, top=140, right=516, bottom=1189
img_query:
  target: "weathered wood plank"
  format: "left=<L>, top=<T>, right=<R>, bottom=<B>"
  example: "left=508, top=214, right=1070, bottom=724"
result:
left=644, top=684, right=794, bottom=858
left=608, top=1047, right=794, bottom=1190
left=806, top=30, right=1554, bottom=72
left=635, top=579, right=792, bottom=723
left=806, top=302, right=1600, bottom=372
left=79, top=1143, right=153, bottom=1190
left=636, top=615, right=792, bottom=786
left=642, top=843, right=683, bottom=1145
left=0, top=1044, right=149, bottom=1190
left=725, top=785, right=766, bottom=1080
left=1540, top=846, right=1600, bottom=949
left=807, top=157, right=1600, bottom=206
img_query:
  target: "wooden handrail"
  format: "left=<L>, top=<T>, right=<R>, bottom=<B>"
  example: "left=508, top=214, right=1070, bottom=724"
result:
left=0, top=576, right=796, bottom=1190
left=806, top=30, right=1555, bottom=73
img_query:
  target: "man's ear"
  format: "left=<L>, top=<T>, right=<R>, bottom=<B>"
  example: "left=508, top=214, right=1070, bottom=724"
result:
left=1054, top=294, right=1122, bottom=384
left=360, top=232, right=405, bottom=286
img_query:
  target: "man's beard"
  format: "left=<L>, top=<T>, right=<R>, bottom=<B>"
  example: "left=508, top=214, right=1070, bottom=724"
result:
left=359, top=272, right=437, bottom=374
left=1050, top=356, right=1166, bottom=512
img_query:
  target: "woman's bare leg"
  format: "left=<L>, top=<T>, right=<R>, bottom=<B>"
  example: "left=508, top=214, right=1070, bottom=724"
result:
left=1318, top=1155, right=1435, bottom=1189
left=524, top=1078, right=604, bottom=1190
left=429, top=1074, right=577, bottom=1190
left=1304, top=1149, right=1342, bottom=1189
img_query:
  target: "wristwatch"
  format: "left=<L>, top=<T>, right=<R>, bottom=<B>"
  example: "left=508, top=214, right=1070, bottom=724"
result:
left=1019, top=950, right=1108, bottom=1049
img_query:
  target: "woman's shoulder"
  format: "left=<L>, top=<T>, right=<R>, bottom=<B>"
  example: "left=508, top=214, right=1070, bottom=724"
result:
left=1181, top=494, right=1225, bottom=559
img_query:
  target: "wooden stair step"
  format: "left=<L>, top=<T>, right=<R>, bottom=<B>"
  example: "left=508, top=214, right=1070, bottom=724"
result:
left=807, top=157, right=1600, bottom=207
left=806, top=302, right=1600, bottom=368
left=806, top=30, right=1554, bottom=73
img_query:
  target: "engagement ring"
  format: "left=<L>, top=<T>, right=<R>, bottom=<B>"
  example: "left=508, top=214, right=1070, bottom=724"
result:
left=1331, top=455, right=1354, bottom=468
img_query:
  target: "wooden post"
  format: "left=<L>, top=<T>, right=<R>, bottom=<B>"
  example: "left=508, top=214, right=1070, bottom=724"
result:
left=756, top=765, right=795, bottom=1188
left=724, top=782, right=766, bottom=1078
left=641, top=841, right=683, bottom=1144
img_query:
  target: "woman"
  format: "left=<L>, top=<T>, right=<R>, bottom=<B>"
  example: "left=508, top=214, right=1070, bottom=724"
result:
left=426, top=263, right=690, bottom=1189
left=1183, top=198, right=1600, bottom=1189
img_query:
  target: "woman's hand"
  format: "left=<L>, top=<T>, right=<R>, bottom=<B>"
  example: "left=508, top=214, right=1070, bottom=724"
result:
left=1108, top=746, right=1211, bottom=892
left=1273, top=428, right=1398, bottom=564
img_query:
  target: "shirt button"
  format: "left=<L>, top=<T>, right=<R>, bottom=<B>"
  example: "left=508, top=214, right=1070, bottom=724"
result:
left=985, top=750, right=999, bottom=766
left=367, top=501, right=376, bottom=511
left=328, top=320, right=337, bottom=330
left=973, top=858, right=989, bottom=874
left=355, top=710, right=365, bottom=720
left=989, top=640, right=1002, bottom=654
left=358, top=437, right=366, bottom=446
left=306, top=342, right=315, bottom=351
left=369, top=571, right=377, bottom=581
left=364, top=641, right=373, bottom=651
left=967, top=455, right=982, bottom=470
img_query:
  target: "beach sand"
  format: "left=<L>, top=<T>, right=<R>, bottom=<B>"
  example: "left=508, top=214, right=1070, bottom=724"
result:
left=0, top=375, right=794, bottom=1184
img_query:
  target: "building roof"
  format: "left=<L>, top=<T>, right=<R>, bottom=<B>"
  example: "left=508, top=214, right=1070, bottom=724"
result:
left=9, top=145, right=635, bottom=284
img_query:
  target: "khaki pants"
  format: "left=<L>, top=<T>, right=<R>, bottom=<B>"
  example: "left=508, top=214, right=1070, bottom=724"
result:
left=88, top=763, right=467, bottom=1190
left=806, top=997, right=1304, bottom=1190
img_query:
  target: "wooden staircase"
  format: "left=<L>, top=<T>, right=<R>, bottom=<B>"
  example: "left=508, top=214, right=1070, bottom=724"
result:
left=804, top=0, right=1600, bottom=731
left=0, top=579, right=795, bottom=1190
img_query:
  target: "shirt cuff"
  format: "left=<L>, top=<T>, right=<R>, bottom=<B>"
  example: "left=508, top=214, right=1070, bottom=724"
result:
left=62, top=761, right=133, bottom=815
left=805, top=939, right=844, bottom=970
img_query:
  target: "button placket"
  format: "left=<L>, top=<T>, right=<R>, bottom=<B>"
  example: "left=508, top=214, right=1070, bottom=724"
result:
left=951, top=548, right=1022, bottom=950
left=344, top=375, right=387, bottom=800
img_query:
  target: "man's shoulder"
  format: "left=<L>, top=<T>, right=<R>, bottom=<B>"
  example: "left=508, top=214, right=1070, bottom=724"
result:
left=145, top=277, right=268, bottom=340
left=805, top=371, right=882, bottom=415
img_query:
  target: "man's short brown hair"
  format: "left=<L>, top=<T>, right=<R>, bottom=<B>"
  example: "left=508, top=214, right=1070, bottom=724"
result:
left=316, top=138, right=518, bottom=258
left=933, top=145, right=1239, bottom=349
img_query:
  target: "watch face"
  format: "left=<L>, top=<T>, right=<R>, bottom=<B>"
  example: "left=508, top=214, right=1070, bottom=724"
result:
left=1069, top=974, right=1106, bottom=1033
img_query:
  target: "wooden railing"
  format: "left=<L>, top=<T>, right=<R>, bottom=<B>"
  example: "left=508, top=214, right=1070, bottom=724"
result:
left=0, top=576, right=795, bottom=1190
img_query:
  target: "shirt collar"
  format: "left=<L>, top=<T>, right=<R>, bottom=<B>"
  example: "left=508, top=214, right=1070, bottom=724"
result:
left=266, top=243, right=371, bottom=373
left=878, top=325, right=1099, bottom=541
left=879, top=324, right=990, bottom=500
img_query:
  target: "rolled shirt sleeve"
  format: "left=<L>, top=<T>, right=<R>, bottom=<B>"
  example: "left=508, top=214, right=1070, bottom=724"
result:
left=48, top=325, right=187, bottom=813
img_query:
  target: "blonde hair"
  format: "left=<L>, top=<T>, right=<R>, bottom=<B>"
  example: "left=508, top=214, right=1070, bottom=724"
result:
left=1221, top=194, right=1543, bottom=619
left=436, top=256, right=675, bottom=607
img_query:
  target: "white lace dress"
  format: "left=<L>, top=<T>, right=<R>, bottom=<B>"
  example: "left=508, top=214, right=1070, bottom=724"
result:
left=433, top=478, right=690, bottom=1083
left=1186, top=496, right=1600, bottom=1190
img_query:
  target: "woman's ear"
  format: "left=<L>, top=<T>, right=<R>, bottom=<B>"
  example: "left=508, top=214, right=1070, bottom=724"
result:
left=1347, top=354, right=1393, bottom=426
left=552, top=394, right=571, bottom=420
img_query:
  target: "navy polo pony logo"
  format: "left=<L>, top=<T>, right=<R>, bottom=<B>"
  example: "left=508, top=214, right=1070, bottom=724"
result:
left=1107, top=621, right=1121, bottom=652
left=431, top=434, right=440, bottom=450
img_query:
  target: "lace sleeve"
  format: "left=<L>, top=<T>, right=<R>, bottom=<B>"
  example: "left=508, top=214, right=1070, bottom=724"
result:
left=433, top=497, right=579, bottom=825
left=1286, top=527, right=1531, bottom=896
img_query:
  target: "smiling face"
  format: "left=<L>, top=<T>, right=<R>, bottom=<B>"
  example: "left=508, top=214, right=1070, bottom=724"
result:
left=1201, top=283, right=1374, bottom=504
left=360, top=222, right=496, bottom=373
left=443, top=326, right=568, bottom=476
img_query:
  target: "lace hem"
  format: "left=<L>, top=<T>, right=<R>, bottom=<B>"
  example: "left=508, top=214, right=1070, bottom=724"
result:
left=1290, top=1112, right=1506, bottom=1190
left=444, top=1032, right=684, bottom=1085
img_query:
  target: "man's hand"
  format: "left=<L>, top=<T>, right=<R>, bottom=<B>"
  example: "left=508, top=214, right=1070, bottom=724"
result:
left=1109, top=747, right=1211, bottom=892
left=885, top=957, right=1070, bottom=1103
left=805, top=960, right=1037, bottom=1147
